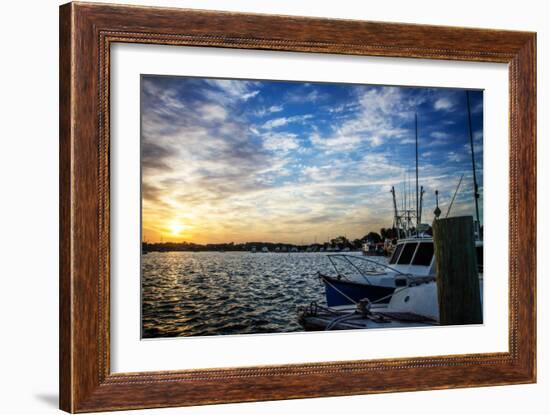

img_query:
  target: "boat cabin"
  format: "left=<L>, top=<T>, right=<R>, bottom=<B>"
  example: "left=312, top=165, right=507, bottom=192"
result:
left=388, top=238, right=435, bottom=276
left=388, top=238, right=483, bottom=275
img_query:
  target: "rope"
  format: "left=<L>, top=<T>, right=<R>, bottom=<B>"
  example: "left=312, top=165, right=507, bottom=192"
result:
left=370, top=286, right=409, bottom=305
left=325, top=313, right=361, bottom=330
left=321, top=277, right=359, bottom=305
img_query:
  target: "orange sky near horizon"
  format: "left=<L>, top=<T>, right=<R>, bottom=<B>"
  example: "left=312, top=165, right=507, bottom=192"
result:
left=140, top=76, right=483, bottom=245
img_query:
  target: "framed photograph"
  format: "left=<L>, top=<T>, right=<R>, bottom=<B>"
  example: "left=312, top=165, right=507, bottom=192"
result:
left=59, top=2, right=536, bottom=412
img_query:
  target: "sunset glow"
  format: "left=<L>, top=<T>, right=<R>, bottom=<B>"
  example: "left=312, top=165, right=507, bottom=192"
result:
left=168, top=220, right=185, bottom=236
left=141, top=76, right=483, bottom=244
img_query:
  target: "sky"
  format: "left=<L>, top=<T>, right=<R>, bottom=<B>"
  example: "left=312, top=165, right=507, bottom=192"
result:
left=141, top=75, right=483, bottom=244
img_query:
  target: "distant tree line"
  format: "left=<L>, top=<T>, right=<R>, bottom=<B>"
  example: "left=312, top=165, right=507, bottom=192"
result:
left=143, top=241, right=308, bottom=253
left=143, top=227, right=408, bottom=252
left=141, top=224, right=486, bottom=253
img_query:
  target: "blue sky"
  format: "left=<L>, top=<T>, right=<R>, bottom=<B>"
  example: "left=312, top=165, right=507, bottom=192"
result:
left=141, top=75, right=483, bottom=244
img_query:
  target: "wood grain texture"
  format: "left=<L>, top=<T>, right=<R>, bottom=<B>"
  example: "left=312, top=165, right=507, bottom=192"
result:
left=59, top=2, right=537, bottom=412
left=59, top=3, right=73, bottom=411
left=433, top=216, right=482, bottom=325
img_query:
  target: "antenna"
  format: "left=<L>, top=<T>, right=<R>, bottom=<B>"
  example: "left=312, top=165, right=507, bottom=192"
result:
left=466, top=91, right=481, bottom=237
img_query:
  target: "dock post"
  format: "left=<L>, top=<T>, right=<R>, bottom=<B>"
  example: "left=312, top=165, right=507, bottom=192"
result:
left=432, top=216, right=482, bottom=325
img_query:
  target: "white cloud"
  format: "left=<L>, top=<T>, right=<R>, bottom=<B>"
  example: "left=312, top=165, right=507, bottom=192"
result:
left=200, top=104, right=227, bottom=121
left=429, top=131, right=452, bottom=147
left=447, top=151, right=464, bottom=162
left=344, top=88, right=412, bottom=138
left=269, top=105, right=284, bottom=113
left=303, top=90, right=322, bottom=102
left=310, top=132, right=362, bottom=151
left=302, top=165, right=320, bottom=178
left=464, top=142, right=483, bottom=155
left=301, top=164, right=347, bottom=183
left=141, top=80, right=186, bottom=117
left=431, top=131, right=450, bottom=139
left=262, top=132, right=299, bottom=152
left=241, top=90, right=260, bottom=101
left=369, top=136, right=383, bottom=146
left=261, top=114, right=313, bottom=130
left=203, top=79, right=260, bottom=103
left=255, top=105, right=284, bottom=117
left=329, top=105, right=345, bottom=113
left=309, top=86, right=412, bottom=151
left=471, top=98, right=483, bottom=114
left=262, top=117, right=288, bottom=129
left=286, top=87, right=327, bottom=103
left=434, top=97, right=454, bottom=111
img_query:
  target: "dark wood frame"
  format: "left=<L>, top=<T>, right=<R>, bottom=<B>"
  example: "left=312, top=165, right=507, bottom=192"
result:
left=59, top=2, right=536, bottom=412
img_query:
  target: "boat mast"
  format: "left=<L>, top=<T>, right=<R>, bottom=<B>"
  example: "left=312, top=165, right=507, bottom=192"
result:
left=403, top=170, right=409, bottom=218
left=466, top=91, right=481, bottom=237
left=391, top=186, right=401, bottom=239
left=418, top=185, right=425, bottom=225
left=391, top=187, right=396, bottom=231
left=415, top=112, right=419, bottom=230
left=408, top=171, right=413, bottom=236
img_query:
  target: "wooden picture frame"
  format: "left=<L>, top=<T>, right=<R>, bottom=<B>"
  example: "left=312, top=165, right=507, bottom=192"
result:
left=59, top=2, right=536, bottom=412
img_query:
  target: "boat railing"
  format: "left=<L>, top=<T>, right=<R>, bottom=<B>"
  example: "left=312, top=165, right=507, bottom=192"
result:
left=326, top=254, right=406, bottom=285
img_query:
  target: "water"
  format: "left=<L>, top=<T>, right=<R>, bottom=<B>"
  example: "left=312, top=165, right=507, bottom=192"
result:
left=141, top=251, right=370, bottom=338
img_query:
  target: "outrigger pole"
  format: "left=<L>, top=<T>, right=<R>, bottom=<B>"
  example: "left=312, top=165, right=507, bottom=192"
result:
left=466, top=91, right=481, bottom=236
left=446, top=174, right=464, bottom=218
left=391, top=186, right=401, bottom=239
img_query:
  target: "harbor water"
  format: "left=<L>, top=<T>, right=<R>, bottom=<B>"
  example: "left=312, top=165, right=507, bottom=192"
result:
left=142, top=251, right=384, bottom=338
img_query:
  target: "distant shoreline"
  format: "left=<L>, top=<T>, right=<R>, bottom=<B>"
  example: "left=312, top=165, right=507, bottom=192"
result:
left=142, top=241, right=368, bottom=253
left=143, top=231, right=396, bottom=253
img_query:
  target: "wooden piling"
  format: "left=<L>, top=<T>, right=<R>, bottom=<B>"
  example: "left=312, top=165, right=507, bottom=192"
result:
left=432, top=216, right=482, bottom=325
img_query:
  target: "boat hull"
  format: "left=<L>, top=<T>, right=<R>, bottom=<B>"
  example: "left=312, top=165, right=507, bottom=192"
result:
left=320, top=275, right=395, bottom=307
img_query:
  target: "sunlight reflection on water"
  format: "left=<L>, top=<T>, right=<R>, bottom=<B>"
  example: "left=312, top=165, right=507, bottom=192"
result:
left=141, top=251, right=377, bottom=338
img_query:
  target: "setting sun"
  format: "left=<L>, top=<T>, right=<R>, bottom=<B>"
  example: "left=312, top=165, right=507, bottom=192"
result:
left=168, top=220, right=185, bottom=236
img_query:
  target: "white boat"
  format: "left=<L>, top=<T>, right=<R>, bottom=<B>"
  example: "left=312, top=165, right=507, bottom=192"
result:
left=300, top=275, right=483, bottom=330
left=302, top=101, right=485, bottom=330
left=320, top=236, right=483, bottom=307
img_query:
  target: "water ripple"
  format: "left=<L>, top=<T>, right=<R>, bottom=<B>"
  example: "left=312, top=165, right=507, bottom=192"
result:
left=142, top=251, right=372, bottom=338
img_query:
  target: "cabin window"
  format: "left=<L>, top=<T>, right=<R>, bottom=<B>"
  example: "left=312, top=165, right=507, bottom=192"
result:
left=389, top=244, right=404, bottom=264
left=397, top=243, right=418, bottom=265
left=412, top=242, right=434, bottom=266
